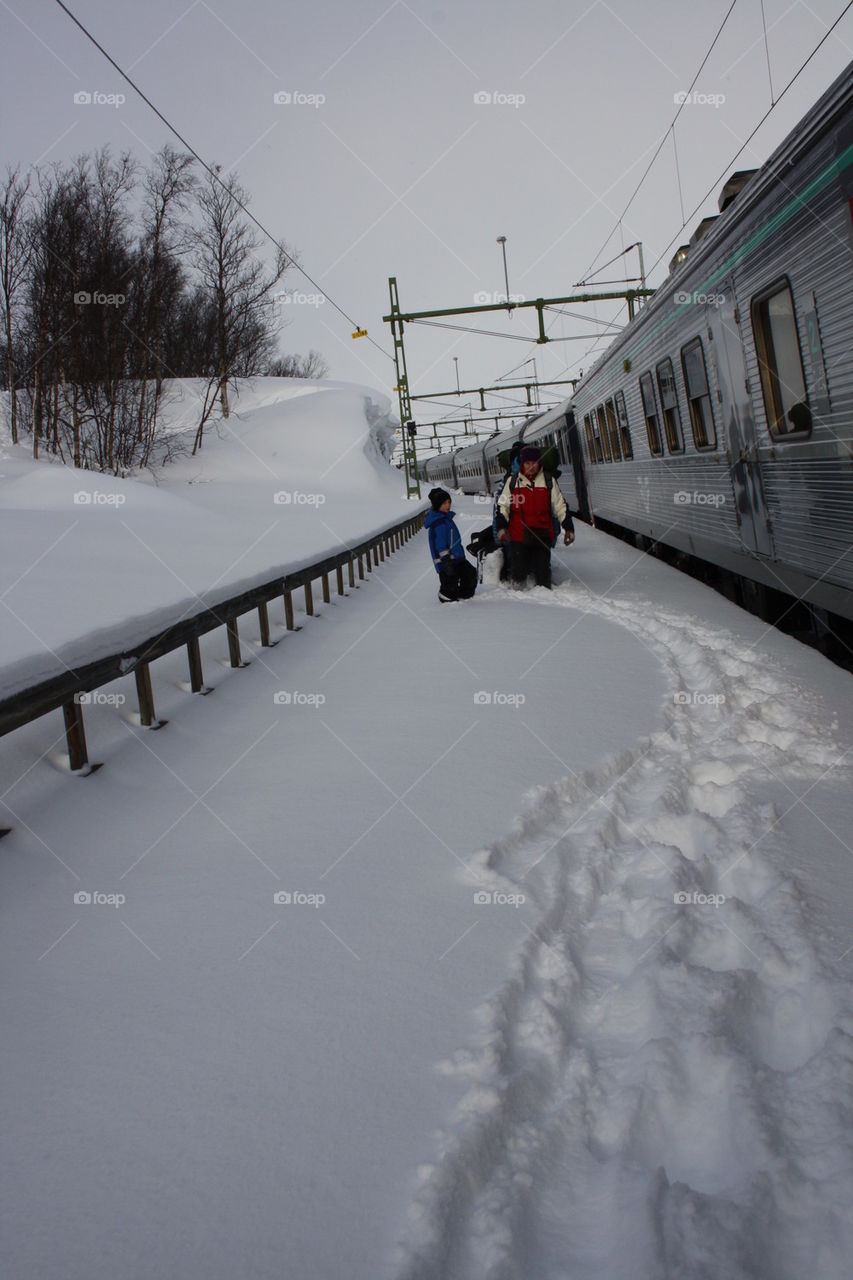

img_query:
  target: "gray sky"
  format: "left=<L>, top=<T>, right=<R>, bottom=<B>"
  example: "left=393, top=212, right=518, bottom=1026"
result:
left=3, top=0, right=853, bottom=430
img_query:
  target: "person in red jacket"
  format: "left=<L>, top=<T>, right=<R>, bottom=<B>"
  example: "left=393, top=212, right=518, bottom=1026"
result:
left=495, top=445, right=574, bottom=588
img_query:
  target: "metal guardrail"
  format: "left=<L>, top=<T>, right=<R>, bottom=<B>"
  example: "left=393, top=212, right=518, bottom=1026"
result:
left=0, top=510, right=427, bottom=775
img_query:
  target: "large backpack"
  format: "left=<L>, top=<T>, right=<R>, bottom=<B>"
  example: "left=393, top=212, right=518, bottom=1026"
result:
left=508, top=469, right=562, bottom=548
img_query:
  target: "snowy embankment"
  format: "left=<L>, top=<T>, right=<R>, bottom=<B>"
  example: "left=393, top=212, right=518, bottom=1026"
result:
left=0, top=377, right=410, bottom=702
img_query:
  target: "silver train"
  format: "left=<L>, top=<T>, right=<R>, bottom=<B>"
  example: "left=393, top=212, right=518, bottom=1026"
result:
left=419, top=59, right=853, bottom=634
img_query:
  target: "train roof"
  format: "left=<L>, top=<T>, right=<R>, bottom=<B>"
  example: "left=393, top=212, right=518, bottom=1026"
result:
left=574, top=57, right=853, bottom=397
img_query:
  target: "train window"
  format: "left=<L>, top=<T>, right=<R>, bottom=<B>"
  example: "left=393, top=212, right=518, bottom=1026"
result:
left=596, top=406, right=612, bottom=461
left=751, top=280, right=812, bottom=437
left=655, top=358, right=684, bottom=453
left=584, top=414, right=597, bottom=463
left=681, top=338, right=717, bottom=449
left=615, top=390, right=633, bottom=458
left=639, top=373, right=663, bottom=456
left=604, top=399, right=622, bottom=461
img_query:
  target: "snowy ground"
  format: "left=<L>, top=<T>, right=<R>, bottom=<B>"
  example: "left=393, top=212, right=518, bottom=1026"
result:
left=2, top=393, right=853, bottom=1278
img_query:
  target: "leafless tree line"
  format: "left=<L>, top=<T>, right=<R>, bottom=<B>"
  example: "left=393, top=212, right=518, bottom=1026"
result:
left=0, top=146, right=328, bottom=472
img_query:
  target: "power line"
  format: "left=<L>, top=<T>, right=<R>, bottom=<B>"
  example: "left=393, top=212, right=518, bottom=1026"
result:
left=647, top=0, right=853, bottom=276
left=52, top=0, right=393, bottom=363
left=580, top=0, right=742, bottom=284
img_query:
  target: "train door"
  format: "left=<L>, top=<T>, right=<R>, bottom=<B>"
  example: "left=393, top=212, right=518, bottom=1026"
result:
left=709, top=279, right=773, bottom=557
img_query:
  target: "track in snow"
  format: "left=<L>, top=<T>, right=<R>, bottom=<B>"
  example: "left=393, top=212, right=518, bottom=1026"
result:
left=393, top=570, right=853, bottom=1280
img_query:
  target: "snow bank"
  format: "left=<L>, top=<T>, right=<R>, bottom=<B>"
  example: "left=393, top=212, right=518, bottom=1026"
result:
left=0, top=378, right=415, bottom=701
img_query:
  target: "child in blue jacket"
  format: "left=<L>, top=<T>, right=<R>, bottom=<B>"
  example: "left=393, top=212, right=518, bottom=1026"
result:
left=424, top=489, right=476, bottom=602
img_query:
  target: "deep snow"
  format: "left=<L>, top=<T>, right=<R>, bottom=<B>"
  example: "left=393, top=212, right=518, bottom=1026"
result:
left=2, top=380, right=853, bottom=1280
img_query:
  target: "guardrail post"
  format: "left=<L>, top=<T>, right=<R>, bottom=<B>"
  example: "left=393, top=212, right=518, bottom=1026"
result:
left=187, top=638, right=205, bottom=693
left=348, top=558, right=355, bottom=588
left=258, top=601, right=272, bottom=647
left=227, top=616, right=243, bottom=667
left=322, top=572, right=331, bottom=604
left=135, top=663, right=157, bottom=728
left=284, top=588, right=295, bottom=630
left=357, top=554, right=364, bottom=581
left=378, top=540, right=385, bottom=562
left=336, top=565, right=345, bottom=596
left=365, top=548, right=372, bottom=572
left=305, top=581, right=314, bottom=616
left=63, top=699, right=89, bottom=771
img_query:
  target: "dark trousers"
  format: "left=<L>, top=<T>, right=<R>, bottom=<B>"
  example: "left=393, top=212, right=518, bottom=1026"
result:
left=509, top=534, right=552, bottom=588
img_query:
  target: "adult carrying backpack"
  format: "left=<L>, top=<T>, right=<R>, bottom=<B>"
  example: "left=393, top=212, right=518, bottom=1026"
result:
left=508, top=470, right=562, bottom=548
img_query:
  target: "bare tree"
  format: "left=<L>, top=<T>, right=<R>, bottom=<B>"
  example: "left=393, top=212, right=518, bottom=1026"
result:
left=267, top=350, right=329, bottom=380
left=0, top=167, right=31, bottom=443
left=190, top=167, right=287, bottom=449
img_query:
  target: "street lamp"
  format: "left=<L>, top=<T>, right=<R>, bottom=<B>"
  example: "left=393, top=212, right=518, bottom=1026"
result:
left=453, top=356, right=460, bottom=394
left=496, top=235, right=511, bottom=309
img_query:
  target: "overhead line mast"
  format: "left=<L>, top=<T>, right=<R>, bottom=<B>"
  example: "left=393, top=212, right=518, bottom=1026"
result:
left=384, top=275, right=655, bottom=492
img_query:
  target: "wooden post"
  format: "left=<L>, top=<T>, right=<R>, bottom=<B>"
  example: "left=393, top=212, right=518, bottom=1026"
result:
left=305, top=581, right=314, bottom=616
left=135, top=663, right=156, bottom=727
left=258, top=601, right=272, bottom=647
left=227, top=616, right=243, bottom=667
left=63, top=699, right=89, bottom=771
left=187, top=638, right=204, bottom=693
left=322, top=572, right=331, bottom=604
left=336, top=565, right=345, bottom=596
left=378, top=540, right=385, bottom=562
left=365, top=547, right=372, bottom=572
left=284, top=588, right=295, bottom=631
left=348, top=558, right=355, bottom=588
left=357, top=554, right=364, bottom=581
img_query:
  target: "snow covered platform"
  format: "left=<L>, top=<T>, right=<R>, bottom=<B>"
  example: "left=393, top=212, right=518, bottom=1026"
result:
left=2, top=483, right=853, bottom=1279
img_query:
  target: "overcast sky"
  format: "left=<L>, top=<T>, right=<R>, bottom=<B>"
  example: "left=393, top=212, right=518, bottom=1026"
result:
left=3, top=0, right=852, bottom=434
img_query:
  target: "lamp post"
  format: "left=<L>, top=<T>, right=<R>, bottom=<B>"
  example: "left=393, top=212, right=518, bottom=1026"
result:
left=453, top=356, right=460, bottom=394
left=496, top=235, right=511, bottom=309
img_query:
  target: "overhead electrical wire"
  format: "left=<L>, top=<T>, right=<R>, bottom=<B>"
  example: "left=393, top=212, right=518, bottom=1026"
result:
left=52, top=0, right=394, bottom=363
